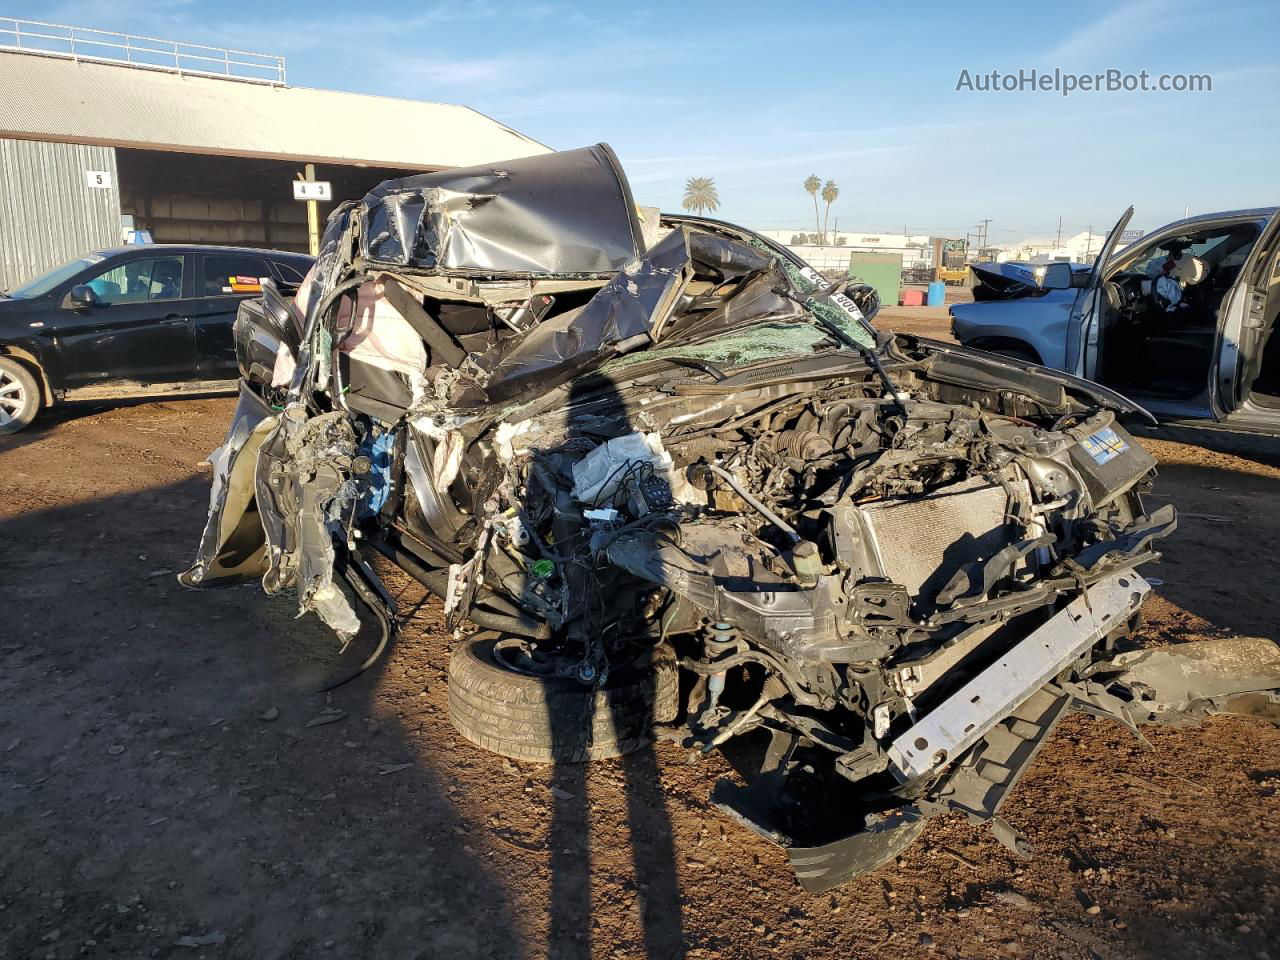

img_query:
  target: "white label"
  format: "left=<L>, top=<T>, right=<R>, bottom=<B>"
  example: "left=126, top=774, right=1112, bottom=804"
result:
left=85, top=170, right=112, bottom=189
left=293, top=180, right=332, bottom=201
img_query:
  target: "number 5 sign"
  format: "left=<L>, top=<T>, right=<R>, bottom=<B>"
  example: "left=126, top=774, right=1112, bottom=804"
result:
left=85, top=170, right=113, bottom=189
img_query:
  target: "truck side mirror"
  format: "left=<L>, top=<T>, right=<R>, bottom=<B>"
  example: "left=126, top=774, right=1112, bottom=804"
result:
left=1033, top=262, right=1075, bottom=290
left=65, top=284, right=99, bottom=309
left=1032, top=262, right=1091, bottom=290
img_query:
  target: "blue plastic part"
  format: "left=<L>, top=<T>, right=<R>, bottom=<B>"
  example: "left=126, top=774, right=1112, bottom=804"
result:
left=356, top=428, right=396, bottom=519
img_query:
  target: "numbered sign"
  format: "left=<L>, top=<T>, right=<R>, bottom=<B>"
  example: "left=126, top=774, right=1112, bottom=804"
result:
left=293, top=181, right=332, bottom=201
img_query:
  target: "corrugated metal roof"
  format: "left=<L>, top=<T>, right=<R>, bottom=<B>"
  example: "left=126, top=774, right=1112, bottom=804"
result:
left=0, top=50, right=552, bottom=170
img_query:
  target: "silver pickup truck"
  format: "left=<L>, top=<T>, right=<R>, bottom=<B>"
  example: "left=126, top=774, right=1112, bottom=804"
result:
left=950, top=206, right=1280, bottom=435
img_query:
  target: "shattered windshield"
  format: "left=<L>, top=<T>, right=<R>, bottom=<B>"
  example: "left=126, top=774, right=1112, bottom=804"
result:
left=600, top=321, right=837, bottom=375
left=747, top=235, right=877, bottom=350
left=796, top=283, right=877, bottom=350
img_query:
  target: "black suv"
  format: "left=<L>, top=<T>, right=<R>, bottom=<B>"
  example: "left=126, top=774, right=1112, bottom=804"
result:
left=0, top=244, right=313, bottom=433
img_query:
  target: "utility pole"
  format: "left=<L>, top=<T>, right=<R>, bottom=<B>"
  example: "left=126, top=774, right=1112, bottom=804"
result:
left=975, top=218, right=992, bottom=253
left=1055, top=216, right=1062, bottom=248
left=304, top=162, right=320, bottom=257
left=1084, top=225, right=1093, bottom=261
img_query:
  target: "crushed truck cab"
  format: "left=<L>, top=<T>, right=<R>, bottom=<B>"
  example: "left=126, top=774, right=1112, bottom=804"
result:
left=183, top=144, right=1279, bottom=891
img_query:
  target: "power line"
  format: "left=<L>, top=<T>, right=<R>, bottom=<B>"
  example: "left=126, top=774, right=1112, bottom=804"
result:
left=974, top=218, right=992, bottom=251
left=743, top=218, right=1106, bottom=240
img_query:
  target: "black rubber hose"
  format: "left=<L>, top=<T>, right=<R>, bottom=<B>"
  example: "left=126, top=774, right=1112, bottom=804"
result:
left=371, top=538, right=449, bottom=593
left=371, top=538, right=550, bottom=638
left=468, top=608, right=551, bottom=639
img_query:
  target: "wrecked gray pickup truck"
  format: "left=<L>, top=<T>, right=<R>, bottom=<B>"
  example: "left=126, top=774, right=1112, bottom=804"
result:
left=182, top=144, right=1277, bottom=891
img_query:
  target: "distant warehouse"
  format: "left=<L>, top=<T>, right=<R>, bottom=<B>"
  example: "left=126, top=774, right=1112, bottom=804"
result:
left=0, top=18, right=550, bottom=289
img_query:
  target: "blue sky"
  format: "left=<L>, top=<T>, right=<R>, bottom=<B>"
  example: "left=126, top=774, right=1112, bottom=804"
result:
left=25, top=0, right=1280, bottom=241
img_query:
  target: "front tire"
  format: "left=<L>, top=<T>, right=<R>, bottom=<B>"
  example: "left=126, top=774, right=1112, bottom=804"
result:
left=447, top=633, right=678, bottom=763
left=0, top=357, right=40, bottom=434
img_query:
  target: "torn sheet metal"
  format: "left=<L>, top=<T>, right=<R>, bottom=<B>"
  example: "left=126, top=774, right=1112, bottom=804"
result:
left=472, top=226, right=693, bottom=404
left=360, top=143, right=644, bottom=276
left=1094, top=636, right=1280, bottom=722
left=299, top=156, right=868, bottom=413
left=254, top=406, right=364, bottom=637
left=179, top=384, right=275, bottom=587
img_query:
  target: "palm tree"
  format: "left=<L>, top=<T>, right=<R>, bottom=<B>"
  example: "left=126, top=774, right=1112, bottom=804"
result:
left=821, top=180, right=839, bottom=244
left=804, top=174, right=821, bottom=241
left=682, top=177, right=719, bottom=215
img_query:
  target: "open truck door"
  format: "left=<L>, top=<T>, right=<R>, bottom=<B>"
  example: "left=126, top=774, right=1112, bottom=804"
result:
left=1063, top=207, right=1134, bottom=380
left=1210, top=209, right=1280, bottom=425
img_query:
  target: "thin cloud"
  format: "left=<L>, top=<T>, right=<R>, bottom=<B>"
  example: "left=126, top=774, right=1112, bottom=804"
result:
left=1038, top=0, right=1193, bottom=64
left=391, top=55, right=532, bottom=93
left=624, top=144, right=909, bottom=185
left=40, top=1, right=594, bottom=59
left=492, top=89, right=686, bottom=120
left=627, top=154, right=724, bottom=166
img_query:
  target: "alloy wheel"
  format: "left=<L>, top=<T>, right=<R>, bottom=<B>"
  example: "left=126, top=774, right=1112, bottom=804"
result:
left=0, top=368, right=26, bottom=426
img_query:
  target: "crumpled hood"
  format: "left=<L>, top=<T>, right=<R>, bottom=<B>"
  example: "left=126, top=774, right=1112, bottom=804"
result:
left=358, top=143, right=645, bottom=276
left=968, top=260, right=1090, bottom=302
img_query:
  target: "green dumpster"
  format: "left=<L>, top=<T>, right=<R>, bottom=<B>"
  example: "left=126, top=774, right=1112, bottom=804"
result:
left=846, top=251, right=902, bottom=308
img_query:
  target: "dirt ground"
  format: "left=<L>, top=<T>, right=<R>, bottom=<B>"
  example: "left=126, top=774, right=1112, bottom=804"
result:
left=2, top=314, right=1279, bottom=960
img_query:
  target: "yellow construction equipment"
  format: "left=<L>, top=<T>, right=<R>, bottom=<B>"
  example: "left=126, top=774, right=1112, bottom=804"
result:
left=932, top=238, right=969, bottom=285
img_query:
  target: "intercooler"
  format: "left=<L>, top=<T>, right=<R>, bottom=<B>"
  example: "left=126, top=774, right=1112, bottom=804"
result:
left=857, top=476, right=1017, bottom=610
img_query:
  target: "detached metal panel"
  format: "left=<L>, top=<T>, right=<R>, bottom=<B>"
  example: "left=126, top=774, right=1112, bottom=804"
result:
left=0, top=137, right=120, bottom=290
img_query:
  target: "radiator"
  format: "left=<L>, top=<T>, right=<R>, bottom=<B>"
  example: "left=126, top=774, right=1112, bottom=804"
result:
left=858, top=476, right=1015, bottom=609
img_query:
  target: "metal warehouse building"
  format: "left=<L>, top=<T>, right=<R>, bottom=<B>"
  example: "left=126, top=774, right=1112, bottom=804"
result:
left=0, top=19, right=551, bottom=290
